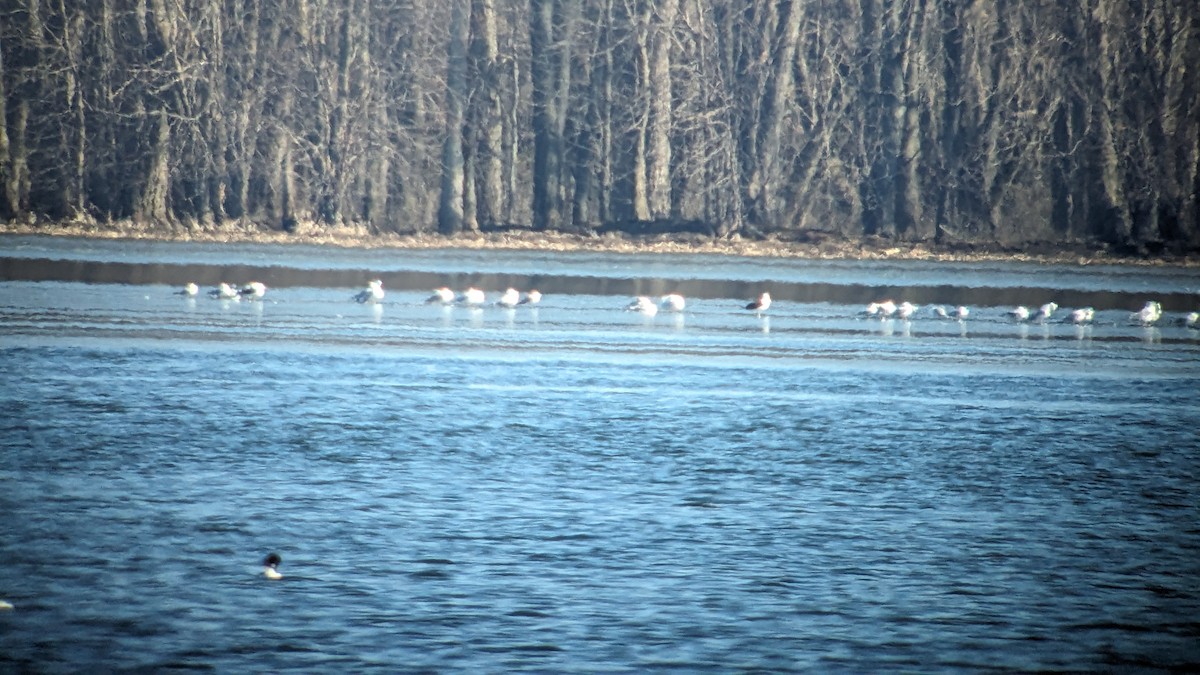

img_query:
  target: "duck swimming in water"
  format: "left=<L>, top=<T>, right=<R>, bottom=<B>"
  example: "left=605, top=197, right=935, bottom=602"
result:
left=263, top=553, right=283, bottom=580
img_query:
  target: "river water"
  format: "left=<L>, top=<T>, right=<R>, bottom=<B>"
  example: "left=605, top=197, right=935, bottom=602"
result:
left=1, top=235, right=1198, bottom=672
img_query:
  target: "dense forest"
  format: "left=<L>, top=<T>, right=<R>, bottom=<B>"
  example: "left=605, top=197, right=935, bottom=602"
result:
left=2, top=0, right=1198, bottom=252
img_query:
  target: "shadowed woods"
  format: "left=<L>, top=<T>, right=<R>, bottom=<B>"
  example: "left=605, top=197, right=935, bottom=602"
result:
left=2, top=1, right=1198, bottom=254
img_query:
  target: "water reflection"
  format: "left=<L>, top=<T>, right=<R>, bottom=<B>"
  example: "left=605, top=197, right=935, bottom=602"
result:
left=4, top=256, right=1197, bottom=312
left=631, top=312, right=656, bottom=328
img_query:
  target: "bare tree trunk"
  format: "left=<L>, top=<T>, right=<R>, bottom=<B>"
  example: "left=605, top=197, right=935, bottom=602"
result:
left=646, top=0, right=678, bottom=219
left=893, top=0, right=930, bottom=240
left=504, top=41, right=520, bottom=224
left=749, top=0, right=801, bottom=229
left=438, top=0, right=468, bottom=235
left=859, top=0, right=902, bottom=238
left=530, top=0, right=563, bottom=229
left=630, top=5, right=652, bottom=222
left=1093, top=0, right=1133, bottom=245
left=0, top=36, right=15, bottom=219
left=471, top=0, right=505, bottom=226
left=138, top=112, right=171, bottom=223
left=365, top=102, right=390, bottom=229
left=463, top=134, right=478, bottom=231
left=2, top=99, right=29, bottom=220
left=59, top=2, right=85, bottom=218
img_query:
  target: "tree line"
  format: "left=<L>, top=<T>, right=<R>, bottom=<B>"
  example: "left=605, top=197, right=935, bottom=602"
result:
left=2, top=0, right=1198, bottom=252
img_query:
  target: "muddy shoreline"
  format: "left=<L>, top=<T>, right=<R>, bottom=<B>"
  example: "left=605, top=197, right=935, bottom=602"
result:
left=3, top=219, right=1197, bottom=268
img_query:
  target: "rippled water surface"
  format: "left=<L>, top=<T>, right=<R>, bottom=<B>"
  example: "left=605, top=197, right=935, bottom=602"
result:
left=1, top=237, right=1198, bottom=672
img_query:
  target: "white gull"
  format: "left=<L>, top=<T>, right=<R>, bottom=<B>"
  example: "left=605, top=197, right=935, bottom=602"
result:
left=425, top=287, right=455, bottom=304
left=745, top=292, right=772, bottom=312
left=660, top=293, right=686, bottom=312
left=354, top=279, right=386, bottom=304
left=496, top=288, right=521, bottom=308
left=626, top=296, right=659, bottom=316
left=457, top=287, right=486, bottom=306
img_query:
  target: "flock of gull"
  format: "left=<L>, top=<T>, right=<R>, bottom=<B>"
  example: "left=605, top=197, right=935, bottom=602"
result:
left=858, top=298, right=1197, bottom=327
left=176, top=279, right=772, bottom=315
left=175, top=280, right=1197, bottom=328
left=174, top=281, right=266, bottom=301
left=420, top=285, right=542, bottom=308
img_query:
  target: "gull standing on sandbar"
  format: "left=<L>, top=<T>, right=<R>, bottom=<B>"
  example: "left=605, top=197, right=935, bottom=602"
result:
left=354, top=279, right=386, bottom=304
left=626, top=296, right=659, bottom=316
left=240, top=281, right=267, bottom=300
left=895, top=301, right=918, bottom=320
left=1067, top=307, right=1095, bottom=325
left=660, top=293, right=686, bottom=312
left=1007, top=306, right=1030, bottom=322
left=425, top=287, right=454, bottom=305
left=1031, top=302, right=1058, bottom=323
left=745, top=292, right=772, bottom=313
left=496, top=288, right=521, bottom=308
left=1131, top=301, right=1162, bottom=326
left=210, top=282, right=241, bottom=300
left=457, top=287, right=486, bottom=307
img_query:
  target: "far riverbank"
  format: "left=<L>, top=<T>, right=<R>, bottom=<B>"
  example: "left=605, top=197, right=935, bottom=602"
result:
left=3, top=218, right=1197, bottom=268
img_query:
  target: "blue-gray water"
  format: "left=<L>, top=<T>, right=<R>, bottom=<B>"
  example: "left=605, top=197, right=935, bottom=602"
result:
left=1, top=237, right=1198, bottom=672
